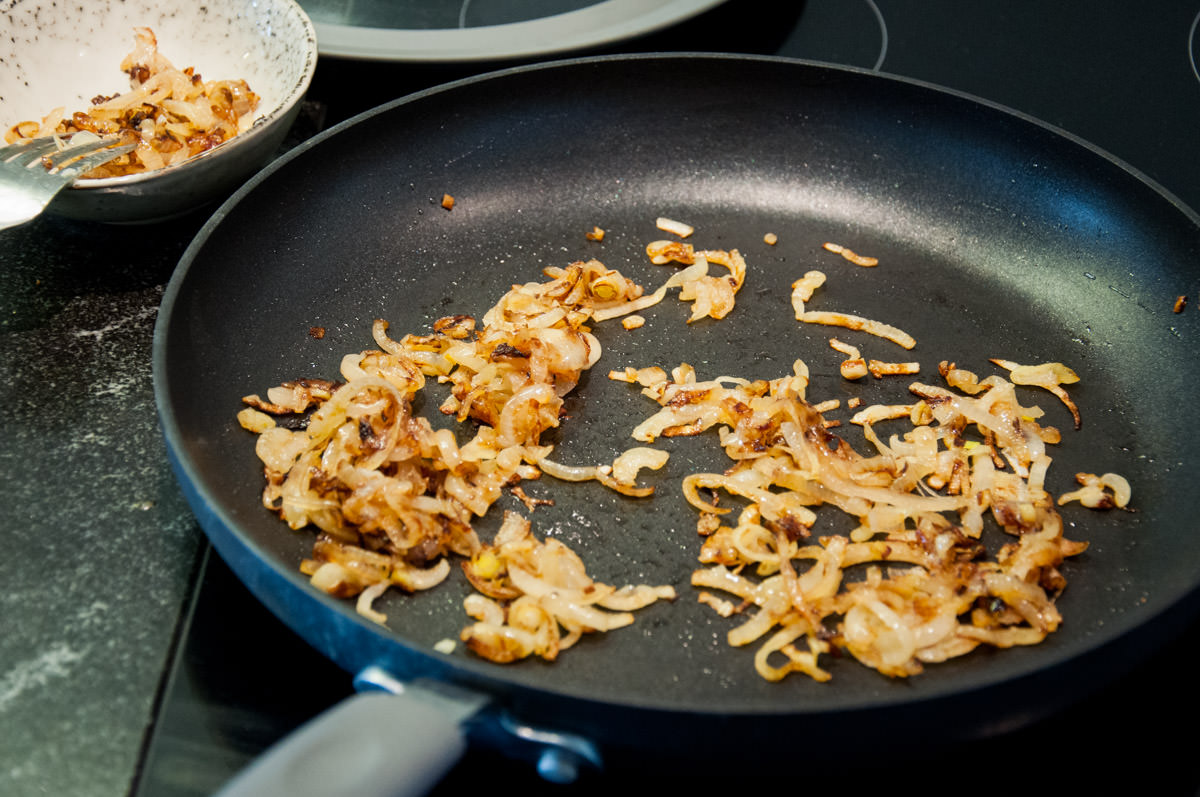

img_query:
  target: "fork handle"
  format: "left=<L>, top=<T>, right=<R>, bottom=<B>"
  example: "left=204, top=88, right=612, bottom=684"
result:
left=0, top=184, right=44, bottom=231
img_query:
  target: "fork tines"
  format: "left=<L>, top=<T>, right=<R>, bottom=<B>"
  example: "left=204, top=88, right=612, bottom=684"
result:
left=1, top=135, right=136, bottom=176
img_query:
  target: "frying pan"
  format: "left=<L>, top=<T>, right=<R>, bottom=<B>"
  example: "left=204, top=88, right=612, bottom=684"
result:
left=153, top=54, right=1200, bottom=791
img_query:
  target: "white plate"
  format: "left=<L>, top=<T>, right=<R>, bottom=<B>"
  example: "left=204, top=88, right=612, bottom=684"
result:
left=304, top=0, right=728, bottom=61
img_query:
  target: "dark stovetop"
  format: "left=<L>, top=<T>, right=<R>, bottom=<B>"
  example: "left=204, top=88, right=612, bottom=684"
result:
left=131, top=2, right=1200, bottom=794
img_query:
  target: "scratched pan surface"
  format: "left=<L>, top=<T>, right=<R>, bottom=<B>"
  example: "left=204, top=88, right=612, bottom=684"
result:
left=155, top=55, right=1200, bottom=765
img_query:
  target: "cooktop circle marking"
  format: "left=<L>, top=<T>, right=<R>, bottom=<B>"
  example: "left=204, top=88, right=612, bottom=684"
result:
left=866, top=0, right=889, bottom=72
left=1190, top=8, right=1200, bottom=86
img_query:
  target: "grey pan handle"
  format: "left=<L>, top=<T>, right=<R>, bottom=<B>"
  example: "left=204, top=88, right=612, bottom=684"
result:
left=215, top=690, right=468, bottom=797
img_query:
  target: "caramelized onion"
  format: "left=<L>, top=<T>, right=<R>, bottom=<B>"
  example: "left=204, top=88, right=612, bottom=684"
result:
left=6, top=27, right=260, bottom=177
left=620, top=350, right=1122, bottom=681
left=239, top=224, right=1131, bottom=683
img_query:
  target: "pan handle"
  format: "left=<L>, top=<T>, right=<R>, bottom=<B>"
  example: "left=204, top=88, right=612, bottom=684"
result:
left=215, top=686, right=481, bottom=797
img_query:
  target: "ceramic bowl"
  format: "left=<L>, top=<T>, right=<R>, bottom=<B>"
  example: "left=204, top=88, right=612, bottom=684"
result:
left=0, top=0, right=317, bottom=223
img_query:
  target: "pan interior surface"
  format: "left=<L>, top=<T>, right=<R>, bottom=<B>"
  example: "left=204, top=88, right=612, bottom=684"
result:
left=156, top=55, right=1200, bottom=735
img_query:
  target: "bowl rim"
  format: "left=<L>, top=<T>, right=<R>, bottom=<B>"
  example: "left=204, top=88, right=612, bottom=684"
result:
left=69, top=0, right=319, bottom=190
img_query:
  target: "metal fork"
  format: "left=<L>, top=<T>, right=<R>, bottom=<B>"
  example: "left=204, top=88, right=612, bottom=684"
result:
left=0, top=135, right=137, bottom=230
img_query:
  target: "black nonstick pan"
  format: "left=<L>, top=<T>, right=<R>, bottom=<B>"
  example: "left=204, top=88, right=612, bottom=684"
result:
left=154, top=54, right=1200, bottom=792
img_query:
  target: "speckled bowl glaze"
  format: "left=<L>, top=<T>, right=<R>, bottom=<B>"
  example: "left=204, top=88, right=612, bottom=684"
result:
left=0, top=0, right=317, bottom=223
